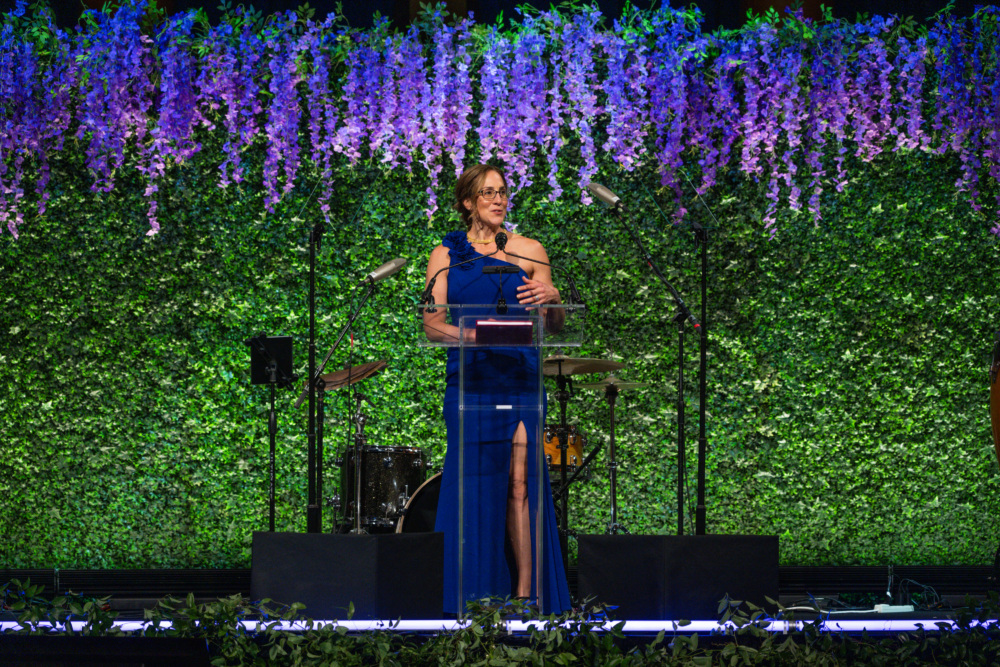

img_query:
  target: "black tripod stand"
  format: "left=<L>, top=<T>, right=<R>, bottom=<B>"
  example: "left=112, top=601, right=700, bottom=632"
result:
left=246, top=334, right=297, bottom=531
left=577, top=376, right=648, bottom=534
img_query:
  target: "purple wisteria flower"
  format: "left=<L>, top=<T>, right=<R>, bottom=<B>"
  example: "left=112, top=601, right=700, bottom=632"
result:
left=140, top=10, right=203, bottom=235
left=261, top=12, right=304, bottom=213
left=646, top=7, right=707, bottom=222
left=0, top=0, right=80, bottom=238
left=420, top=14, right=474, bottom=219
left=974, top=7, right=1000, bottom=232
left=302, top=17, right=342, bottom=223
left=2, top=3, right=1000, bottom=238
left=928, top=11, right=985, bottom=216
left=558, top=9, right=602, bottom=204
left=73, top=1, right=154, bottom=197
left=602, top=22, right=650, bottom=175
left=0, top=20, right=38, bottom=237
left=196, top=15, right=265, bottom=190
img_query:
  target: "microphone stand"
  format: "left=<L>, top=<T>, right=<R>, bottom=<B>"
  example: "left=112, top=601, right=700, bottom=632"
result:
left=630, top=169, right=716, bottom=536
left=306, top=222, right=323, bottom=533
left=606, top=204, right=701, bottom=536
left=675, top=169, right=713, bottom=537
left=301, top=170, right=380, bottom=533
left=296, top=279, right=381, bottom=532
left=420, top=239, right=506, bottom=311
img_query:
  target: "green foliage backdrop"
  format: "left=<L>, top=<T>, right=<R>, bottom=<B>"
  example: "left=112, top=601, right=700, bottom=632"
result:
left=1, top=131, right=998, bottom=569
left=3, top=0, right=1000, bottom=571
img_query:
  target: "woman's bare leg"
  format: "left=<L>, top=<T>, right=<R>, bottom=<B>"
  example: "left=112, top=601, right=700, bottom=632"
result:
left=508, top=422, right=531, bottom=598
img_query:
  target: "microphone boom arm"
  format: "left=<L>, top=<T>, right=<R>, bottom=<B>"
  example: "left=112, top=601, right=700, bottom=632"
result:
left=294, top=280, right=379, bottom=410
left=609, top=207, right=701, bottom=334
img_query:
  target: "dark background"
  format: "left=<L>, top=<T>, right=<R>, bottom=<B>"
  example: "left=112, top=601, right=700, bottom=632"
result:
left=1, top=0, right=983, bottom=31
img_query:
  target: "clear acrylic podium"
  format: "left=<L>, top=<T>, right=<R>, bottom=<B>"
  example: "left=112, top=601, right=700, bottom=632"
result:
left=418, top=303, right=584, bottom=614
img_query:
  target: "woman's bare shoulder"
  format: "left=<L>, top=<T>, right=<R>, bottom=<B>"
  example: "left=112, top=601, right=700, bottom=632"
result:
left=506, top=233, right=545, bottom=253
left=427, top=244, right=450, bottom=268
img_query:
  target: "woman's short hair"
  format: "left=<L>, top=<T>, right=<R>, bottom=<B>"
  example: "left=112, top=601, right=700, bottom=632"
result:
left=453, top=164, right=507, bottom=230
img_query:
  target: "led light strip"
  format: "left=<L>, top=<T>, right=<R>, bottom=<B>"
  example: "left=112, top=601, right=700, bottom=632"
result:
left=0, top=618, right=987, bottom=634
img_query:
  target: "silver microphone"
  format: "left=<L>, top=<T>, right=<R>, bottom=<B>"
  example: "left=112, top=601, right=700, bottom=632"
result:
left=360, top=257, right=406, bottom=284
left=586, top=182, right=626, bottom=211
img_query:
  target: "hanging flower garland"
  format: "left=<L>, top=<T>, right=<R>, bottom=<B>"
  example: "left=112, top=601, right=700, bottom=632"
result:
left=2, top=1, right=1000, bottom=239
left=142, top=10, right=202, bottom=234
left=979, top=9, right=1000, bottom=235
left=601, top=18, right=650, bottom=176
left=260, top=13, right=302, bottom=211
left=558, top=9, right=603, bottom=205
left=71, top=1, right=153, bottom=198
left=420, top=14, right=473, bottom=219
left=645, top=8, right=704, bottom=221
left=196, top=14, right=265, bottom=191
left=0, top=14, right=39, bottom=237
left=301, top=17, right=340, bottom=223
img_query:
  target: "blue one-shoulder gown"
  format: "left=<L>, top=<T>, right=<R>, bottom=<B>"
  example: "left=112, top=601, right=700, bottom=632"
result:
left=433, top=230, right=571, bottom=615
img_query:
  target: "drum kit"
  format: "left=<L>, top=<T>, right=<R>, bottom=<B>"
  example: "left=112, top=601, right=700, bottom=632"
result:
left=326, top=355, right=646, bottom=538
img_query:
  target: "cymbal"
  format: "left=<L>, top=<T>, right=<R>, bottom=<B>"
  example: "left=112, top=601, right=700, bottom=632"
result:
left=319, top=360, right=387, bottom=390
left=542, top=355, right=624, bottom=376
left=578, top=375, right=648, bottom=392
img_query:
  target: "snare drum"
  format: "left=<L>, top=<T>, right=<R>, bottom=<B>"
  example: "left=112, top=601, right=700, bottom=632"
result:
left=340, top=446, right=425, bottom=530
left=543, top=424, right=586, bottom=471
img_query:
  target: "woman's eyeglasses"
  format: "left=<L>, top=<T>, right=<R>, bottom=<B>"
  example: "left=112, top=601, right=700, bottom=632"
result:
left=477, top=187, right=512, bottom=201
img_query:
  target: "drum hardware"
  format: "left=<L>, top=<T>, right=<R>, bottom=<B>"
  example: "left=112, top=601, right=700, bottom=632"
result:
left=579, top=375, right=646, bottom=535
left=349, top=392, right=369, bottom=534
left=545, top=452, right=576, bottom=472
left=551, top=442, right=602, bottom=499
left=577, top=377, right=649, bottom=392
left=397, top=487, right=410, bottom=513
left=546, top=361, right=573, bottom=545
left=543, top=355, right=626, bottom=567
left=302, top=358, right=386, bottom=535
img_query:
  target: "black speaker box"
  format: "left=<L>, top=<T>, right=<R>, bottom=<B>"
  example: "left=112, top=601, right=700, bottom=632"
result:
left=250, top=532, right=443, bottom=620
left=578, top=534, right=779, bottom=620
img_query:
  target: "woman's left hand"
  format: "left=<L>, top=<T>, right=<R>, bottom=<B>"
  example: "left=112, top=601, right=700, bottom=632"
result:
left=517, top=277, right=560, bottom=306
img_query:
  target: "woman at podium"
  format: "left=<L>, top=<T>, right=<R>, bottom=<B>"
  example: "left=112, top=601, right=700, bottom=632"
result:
left=422, top=163, right=571, bottom=614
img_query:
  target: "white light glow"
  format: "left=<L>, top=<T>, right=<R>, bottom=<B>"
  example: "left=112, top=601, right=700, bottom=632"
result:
left=0, top=617, right=984, bottom=635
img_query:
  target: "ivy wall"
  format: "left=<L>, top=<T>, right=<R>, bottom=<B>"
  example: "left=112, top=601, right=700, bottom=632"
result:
left=1, top=1, right=998, bottom=569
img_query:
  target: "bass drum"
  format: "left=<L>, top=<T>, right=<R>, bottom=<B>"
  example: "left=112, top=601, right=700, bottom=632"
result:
left=395, top=472, right=441, bottom=533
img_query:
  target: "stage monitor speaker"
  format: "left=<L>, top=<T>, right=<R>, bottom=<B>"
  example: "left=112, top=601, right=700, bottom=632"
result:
left=578, top=534, right=778, bottom=620
left=250, top=532, right=443, bottom=620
